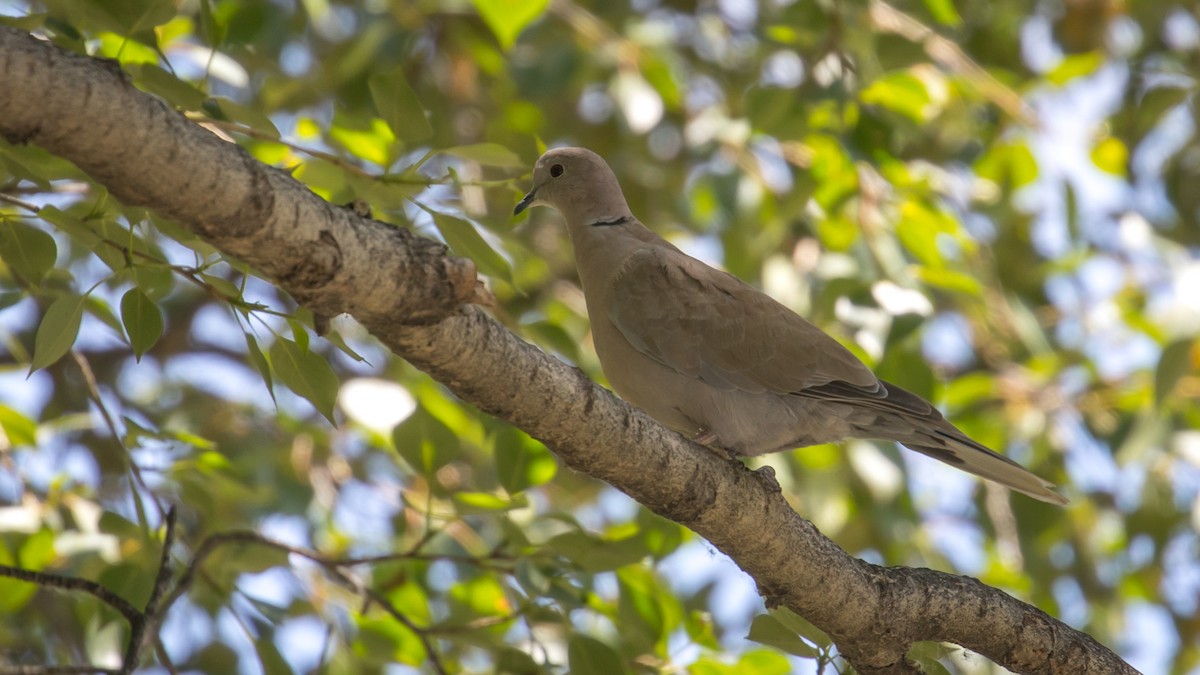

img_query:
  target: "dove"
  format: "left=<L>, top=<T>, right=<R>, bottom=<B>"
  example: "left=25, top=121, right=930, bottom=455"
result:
left=514, top=147, right=1067, bottom=505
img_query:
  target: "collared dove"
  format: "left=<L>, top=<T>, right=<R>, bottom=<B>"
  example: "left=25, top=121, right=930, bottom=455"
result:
left=514, top=147, right=1067, bottom=505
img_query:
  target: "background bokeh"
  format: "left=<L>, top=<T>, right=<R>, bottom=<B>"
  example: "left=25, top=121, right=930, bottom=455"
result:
left=0, top=0, right=1198, bottom=673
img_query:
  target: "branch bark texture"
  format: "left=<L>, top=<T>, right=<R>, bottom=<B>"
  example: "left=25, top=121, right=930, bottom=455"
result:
left=0, top=27, right=1138, bottom=675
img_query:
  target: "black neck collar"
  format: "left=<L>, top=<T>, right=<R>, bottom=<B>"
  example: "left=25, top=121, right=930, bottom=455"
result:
left=589, top=215, right=630, bottom=227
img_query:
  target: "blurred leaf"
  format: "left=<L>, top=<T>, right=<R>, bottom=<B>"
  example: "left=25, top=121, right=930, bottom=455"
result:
left=0, top=221, right=57, bottom=283
left=329, top=119, right=395, bottom=166
left=369, top=66, right=433, bottom=143
left=493, top=426, right=557, bottom=493
left=268, top=337, right=339, bottom=422
left=495, top=647, right=543, bottom=674
left=567, top=634, right=628, bottom=675
left=453, top=491, right=529, bottom=513
left=129, top=63, right=208, bottom=109
left=1047, top=51, right=1104, bottom=86
left=207, top=97, right=280, bottom=138
left=441, top=143, right=525, bottom=170
left=922, top=0, right=962, bottom=26
left=0, top=545, right=36, bottom=612
left=471, top=0, right=548, bottom=50
left=546, top=531, right=648, bottom=572
left=120, top=287, right=163, bottom=360
left=393, top=405, right=462, bottom=476
left=860, top=71, right=935, bottom=123
left=1155, top=339, right=1193, bottom=406
left=0, top=405, right=36, bottom=447
left=30, top=293, right=86, bottom=371
left=1091, top=137, right=1128, bottom=176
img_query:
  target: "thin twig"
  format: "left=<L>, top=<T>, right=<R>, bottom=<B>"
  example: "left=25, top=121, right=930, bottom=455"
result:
left=0, top=564, right=141, bottom=626
left=0, top=662, right=121, bottom=667
left=71, top=351, right=166, bottom=524
left=868, top=0, right=1037, bottom=126
left=121, top=507, right=178, bottom=673
left=0, top=192, right=40, bottom=212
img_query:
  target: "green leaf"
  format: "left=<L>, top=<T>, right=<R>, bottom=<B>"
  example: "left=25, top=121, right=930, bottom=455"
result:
left=208, top=97, right=280, bottom=138
left=746, top=613, right=818, bottom=658
left=30, top=293, right=87, bottom=372
left=453, top=491, right=529, bottom=513
left=471, top=0, right=548, bottom=50
left=567, top=634, right=627, bottom=675
left=368, top=66, right=433, bottom=143
left=129, top=63, right=208, bottom=110
left=0, top=545, right=36, bottom=612
left=493, top=426, right=557, bottom=494
left=288, top=317, right=309, bottom=353
left=441, top=143, right=525, bottom=169
left=268, top=337, right=339, bottom=422
left=1155, top=339, right=1194, bottom=406
left=860, top=71, right=935, bottom=123
left=120, top=288, right=163, bottom=360
left=921, top=0, right=961, bottom=25
left=0, top=221, right=57, bottom=283
left=38, top=206, right=100, bottom=247
left=432, top=213, right=513, bottom=284
left=392, top=406, right=462, bottom=476
left=0, top=405, right=36, bottom=447
left=546, top=531, right=649, bottom=572
left=244, top=333, right=277, bottom=404
left=495, top=647, right=543, bottom=674
left=329, top=119, right=395, bottom=166
left=770, top=608, right=831, bottom=648
left=1047, top=51, right=1104, bottom=86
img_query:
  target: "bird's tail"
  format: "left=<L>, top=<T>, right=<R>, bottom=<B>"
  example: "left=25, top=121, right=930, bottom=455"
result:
left=899, top=423, right=1068, bottom=505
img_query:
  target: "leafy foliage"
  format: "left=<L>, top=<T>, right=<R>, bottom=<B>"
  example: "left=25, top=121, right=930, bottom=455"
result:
left=1, top=0, right=1198, bottom=673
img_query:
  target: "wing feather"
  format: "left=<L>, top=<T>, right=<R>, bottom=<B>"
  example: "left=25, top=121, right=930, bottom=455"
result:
left=607, top=247, right=878, bottom=395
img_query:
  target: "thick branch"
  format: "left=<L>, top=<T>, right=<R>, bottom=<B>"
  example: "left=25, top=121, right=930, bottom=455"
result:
left=0, top=26, right=1137, bottom=675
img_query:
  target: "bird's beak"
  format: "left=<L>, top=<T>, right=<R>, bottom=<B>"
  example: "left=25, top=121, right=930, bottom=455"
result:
left=513, top=188, right=537, bottom=216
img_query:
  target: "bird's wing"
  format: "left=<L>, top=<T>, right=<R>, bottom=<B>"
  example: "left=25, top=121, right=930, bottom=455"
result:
left=607, top=246, right=880, bottom=395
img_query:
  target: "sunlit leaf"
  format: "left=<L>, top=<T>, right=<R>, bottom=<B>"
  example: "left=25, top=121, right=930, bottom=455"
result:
left=471, top=0, right=548, bottom=50
left=0, top=405, right=36, bottom=447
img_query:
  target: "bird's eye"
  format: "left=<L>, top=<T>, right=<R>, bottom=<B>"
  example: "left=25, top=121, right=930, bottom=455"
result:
left=550, top=164, right=564, bottom=177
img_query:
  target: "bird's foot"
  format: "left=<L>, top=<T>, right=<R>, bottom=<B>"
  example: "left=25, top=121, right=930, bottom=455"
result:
left=690, top=429, right=741, bottom=461
left=752, top=465, right=782, bottom=494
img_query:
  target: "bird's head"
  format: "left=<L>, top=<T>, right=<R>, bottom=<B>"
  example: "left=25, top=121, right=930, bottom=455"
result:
left=513, top=147, right=631, bottom=227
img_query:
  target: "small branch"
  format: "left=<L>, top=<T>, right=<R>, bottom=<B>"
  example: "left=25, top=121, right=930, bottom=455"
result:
left=71, top=350, right=166, bottom=524
left=868, top=0, right=1037, bottom=126
left=159, top=528, right=477, bottom=675
left=0, top=662, right=121, bottom=667
left=121, top=507, right=178, bottom=673
left=0, top=564, right=141, bottom=626
left=0, top=191, right=40, bottom=212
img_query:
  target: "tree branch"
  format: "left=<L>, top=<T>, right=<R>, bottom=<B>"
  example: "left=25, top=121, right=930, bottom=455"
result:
left=0, top=26, right=1137, bottom=675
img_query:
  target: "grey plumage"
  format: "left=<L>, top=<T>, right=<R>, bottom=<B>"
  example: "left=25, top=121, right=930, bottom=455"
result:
left=515, top=147, right=1067, bottom=505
